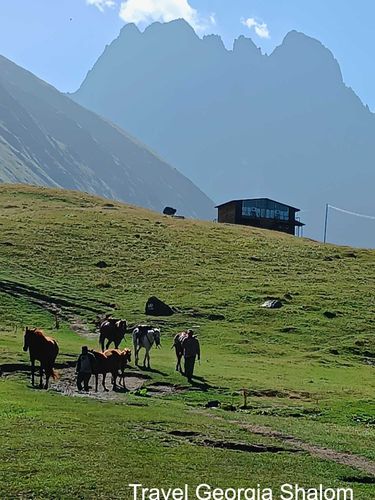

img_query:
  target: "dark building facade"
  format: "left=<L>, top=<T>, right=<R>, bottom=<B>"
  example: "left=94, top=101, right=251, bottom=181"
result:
left=216, top=198, right=304, bottom=236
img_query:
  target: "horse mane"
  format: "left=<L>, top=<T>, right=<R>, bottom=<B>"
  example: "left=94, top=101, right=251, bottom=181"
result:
left=28, top=328, right=47, bottom=338
left=90, top=349, right=107, bottom=360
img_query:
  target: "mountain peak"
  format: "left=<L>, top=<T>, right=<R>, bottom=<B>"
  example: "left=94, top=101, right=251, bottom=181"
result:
left=118, top=22, right=141, bottom=39
left=233, top=35, right=262, bottom=58
left=202, top=34, right=226, bottom=51
left=272, top=30, right=343, bottom=84
left=143, top=19, right=198, bottom=39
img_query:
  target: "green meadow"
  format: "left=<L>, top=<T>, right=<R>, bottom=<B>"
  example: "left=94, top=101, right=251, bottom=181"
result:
left=0, top=185, right=374, bottom=499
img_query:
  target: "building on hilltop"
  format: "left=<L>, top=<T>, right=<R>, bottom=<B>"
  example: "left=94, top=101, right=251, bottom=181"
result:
left=216, top=198, right=304, bottom=236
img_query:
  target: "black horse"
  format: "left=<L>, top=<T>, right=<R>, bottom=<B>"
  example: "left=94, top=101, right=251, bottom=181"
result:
left=99, top=319, right=127, bottom=351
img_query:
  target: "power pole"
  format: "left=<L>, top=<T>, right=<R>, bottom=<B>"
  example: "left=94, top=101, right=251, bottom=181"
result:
left=323, top=203, right=329, bottom=243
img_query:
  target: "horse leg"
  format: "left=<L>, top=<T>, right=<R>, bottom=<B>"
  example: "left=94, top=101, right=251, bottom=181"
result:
left=144, top=349, right=150, bottom=369
left=95, top=374, right=98, bottom=392
left=102, top=374, right=109, bottom=392
left=45, top=372, right=50, bottom=390
left=31, top=358, right=35, bottom=386
left=112, top=371, right=117, bottom=391
left=39, top=364, right=43, bottom=389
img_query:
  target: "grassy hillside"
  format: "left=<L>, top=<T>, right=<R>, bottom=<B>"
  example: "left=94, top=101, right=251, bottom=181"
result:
left=0, top=185, right=374, bottom=499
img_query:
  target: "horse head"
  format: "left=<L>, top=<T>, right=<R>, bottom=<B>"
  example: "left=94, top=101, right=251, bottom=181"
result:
left=153, top=328, right=161, bottom=348
left=23, top=327, right=34, bottom=352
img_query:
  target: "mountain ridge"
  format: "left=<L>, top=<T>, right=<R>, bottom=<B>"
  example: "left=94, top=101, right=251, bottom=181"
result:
left=73, top=19, right=375, bottom=247
left=0, top=53, right=214, bottom=218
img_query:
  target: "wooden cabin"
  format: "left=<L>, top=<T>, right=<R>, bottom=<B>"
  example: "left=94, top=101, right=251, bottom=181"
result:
left=216, top=198, right=304, bottom=236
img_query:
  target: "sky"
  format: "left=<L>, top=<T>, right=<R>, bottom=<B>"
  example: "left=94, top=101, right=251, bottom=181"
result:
left=0, top=1, right=374, bottom=110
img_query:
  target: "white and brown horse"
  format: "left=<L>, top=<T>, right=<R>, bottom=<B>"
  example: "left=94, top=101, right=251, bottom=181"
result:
left=132, top=326, right=161, bottom=369
left=23, top=327, right=59, bottom=389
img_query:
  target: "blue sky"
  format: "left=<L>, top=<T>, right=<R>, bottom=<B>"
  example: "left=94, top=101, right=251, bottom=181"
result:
left=0, top=1, right=374, bottom=109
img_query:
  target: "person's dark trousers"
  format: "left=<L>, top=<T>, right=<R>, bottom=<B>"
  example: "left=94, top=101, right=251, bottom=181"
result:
left=184, top=356, right=196, bottom=382
left=77, top=373, right=91, bottom=391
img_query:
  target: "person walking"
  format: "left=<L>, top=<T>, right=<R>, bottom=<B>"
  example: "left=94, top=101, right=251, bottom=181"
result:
left=76, top=346, right=96, bottom=391
left=181, top=329, right=200, bottom=383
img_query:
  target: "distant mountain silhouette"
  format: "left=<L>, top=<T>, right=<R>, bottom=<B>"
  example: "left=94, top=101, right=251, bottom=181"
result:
left=73, top=19, right=375, bottom=247
left=0, top=55, right=214, bottom=218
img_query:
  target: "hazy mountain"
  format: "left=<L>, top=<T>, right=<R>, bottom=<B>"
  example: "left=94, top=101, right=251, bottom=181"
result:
left=0, top=55, right=214, bottom=219
left=73, top=20, right=375, bottom=247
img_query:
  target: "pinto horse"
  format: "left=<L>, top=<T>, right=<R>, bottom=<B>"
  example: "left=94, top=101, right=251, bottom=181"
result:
left=23, top=328, right=59, bottom=389
left=132, top=326, right=161, bottom=369
left=90, top=348, right=131, bottom=392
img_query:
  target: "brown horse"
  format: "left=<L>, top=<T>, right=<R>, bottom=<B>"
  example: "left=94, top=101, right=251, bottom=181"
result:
left=23, top=328, right=59, bottom=389
left=90, top=348, right=131, bottom=392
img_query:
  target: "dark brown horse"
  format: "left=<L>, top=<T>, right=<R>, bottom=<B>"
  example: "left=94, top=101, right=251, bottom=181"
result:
left=23, top=328, right=59, bottom=389
left=90, top=348, right=131, bottom=392
left=99, top=319, right=127, bottom=351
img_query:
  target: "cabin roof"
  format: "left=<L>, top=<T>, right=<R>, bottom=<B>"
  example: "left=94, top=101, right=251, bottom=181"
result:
left=216, top=198, right=301, bottom=212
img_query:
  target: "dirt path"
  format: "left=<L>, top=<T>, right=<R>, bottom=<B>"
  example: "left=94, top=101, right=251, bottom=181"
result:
left=201, top=412, right=375, bottom=476
left=241, top=423, right=375, bottom=476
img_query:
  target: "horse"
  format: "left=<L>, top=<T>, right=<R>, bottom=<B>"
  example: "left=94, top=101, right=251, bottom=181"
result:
left=132, top=326, right=161, bottom=369
left=90, top=348, right=131, bottom=392
left=172, top=332, right=188, bottom=373
left=99, top=318, right=127, bottom=351
left=23, top=327, right=59, bottom=389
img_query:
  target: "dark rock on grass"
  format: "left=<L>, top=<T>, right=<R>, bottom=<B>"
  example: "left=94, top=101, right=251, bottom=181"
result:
left=329, top=349, right=340, bottom=355
left=96, top=260, right=110, bottom=268
left=280, top=326, right=297, bottom=333
left=250, top=256, right=262, bottom=262
left=324, top=311, right=337, bottom=319
left=145, top=296, right=174, bottom=316
left=261, top=299, right=283, bottom=309
left=205, top=400, right=221, bottom=408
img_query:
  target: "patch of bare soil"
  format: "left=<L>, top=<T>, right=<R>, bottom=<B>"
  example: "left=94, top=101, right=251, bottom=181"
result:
left=51, top=367, right=147, bottom=401
left=199, top=438, right=296, bottom=454
left=244, top=389, right=311, bottom=400
left=147, top=382, right=186, bottom=396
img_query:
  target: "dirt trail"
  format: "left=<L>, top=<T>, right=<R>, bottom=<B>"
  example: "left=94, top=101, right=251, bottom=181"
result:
left=201, top=412, right=375, bottom=476
left=242, top=423, right=375, bottom=476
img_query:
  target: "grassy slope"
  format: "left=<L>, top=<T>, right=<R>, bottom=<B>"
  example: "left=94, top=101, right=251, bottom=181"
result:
left=0, top=185, right=374, bottom=499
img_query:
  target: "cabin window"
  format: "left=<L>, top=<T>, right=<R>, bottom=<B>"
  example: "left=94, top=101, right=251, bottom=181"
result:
left=242, top=200, right=290, bottom=221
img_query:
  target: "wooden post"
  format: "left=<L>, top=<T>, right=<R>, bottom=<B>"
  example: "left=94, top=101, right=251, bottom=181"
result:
left=323, top=203, right=329, bottom=243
